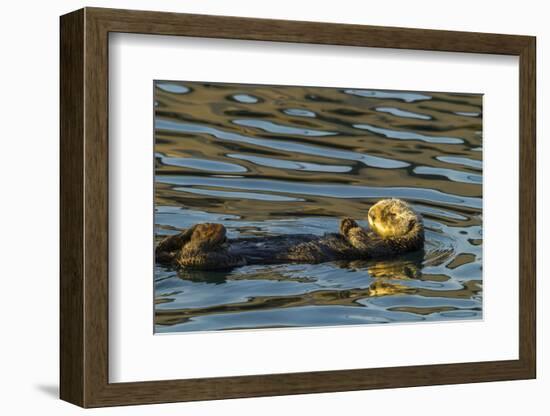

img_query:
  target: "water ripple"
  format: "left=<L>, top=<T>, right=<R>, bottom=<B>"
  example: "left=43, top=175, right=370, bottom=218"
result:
left=454, top=111, right=481, bottom=117
left=353, top=123, right=463, bottom=144
left=375, top=107, right=432, bottom=120
left=173, top=187, right=304, bottom=202
left=413, top=166, right=482, bottom=184
left=282, top=108, right=317, bottom=118
left=230, top=93, right=260, bottom=103
left=436, top=155, right=482, bottom=170
left=233, top=119, right=337, bottom=137
left=343, top=89, right=432, bottom=102
left=156, top=119, right=409, bottom=169
left=156, top=83, right=190, bottom=94
left=227, top=153, right=352, bottom=173
left=157, top=175, right=482, bottom=209
left=156, top=153, right=247, bottom=173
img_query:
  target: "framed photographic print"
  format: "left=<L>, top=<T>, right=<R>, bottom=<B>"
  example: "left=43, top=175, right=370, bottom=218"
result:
left=60, top=7, right=536, bottom=408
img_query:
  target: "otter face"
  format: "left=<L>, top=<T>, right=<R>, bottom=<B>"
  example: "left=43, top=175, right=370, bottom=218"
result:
left=187, top=223, right=227, bottom=250
left=367, top=199, right=418, bottom=239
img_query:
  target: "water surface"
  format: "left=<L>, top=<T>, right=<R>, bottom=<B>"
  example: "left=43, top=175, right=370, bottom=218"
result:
left=153, top=81, right=483, bottom=333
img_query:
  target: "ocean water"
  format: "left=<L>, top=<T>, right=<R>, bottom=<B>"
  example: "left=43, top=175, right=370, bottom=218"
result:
left=153, top=81, right=482, bottom=333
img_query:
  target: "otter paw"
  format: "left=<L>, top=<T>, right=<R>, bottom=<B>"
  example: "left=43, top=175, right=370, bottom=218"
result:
left=188, top=223, right=227, bottom=250
left=340, top=217, right=359, bottom=236
left=156, top=227, right=196, bottom=254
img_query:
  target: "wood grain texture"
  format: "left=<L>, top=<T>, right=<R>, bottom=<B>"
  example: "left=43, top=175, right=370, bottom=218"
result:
left=59, top=7, right=537, bottom=408
left=83, top=10, right=110, bottom=406
left=518, top=38, right=537, bottom=376
left=88, top=7, right=532, bottom=54
left=59, top=8, right=84, bottom=406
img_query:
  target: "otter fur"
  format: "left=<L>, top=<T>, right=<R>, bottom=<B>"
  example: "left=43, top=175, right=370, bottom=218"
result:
left=156, top=198, right=424, bottom=270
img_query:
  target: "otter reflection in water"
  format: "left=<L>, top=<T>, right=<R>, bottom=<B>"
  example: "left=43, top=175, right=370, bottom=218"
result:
left=155, top=199, right=424, bottom=271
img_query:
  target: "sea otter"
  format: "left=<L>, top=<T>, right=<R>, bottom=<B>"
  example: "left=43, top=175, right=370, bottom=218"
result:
left=155, top=198, right=424, bottom=270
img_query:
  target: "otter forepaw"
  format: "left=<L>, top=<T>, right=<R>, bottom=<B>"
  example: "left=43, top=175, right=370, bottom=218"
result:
left=155, top=227, right=197, bottom=264
left=340, top=217, right=359, bottom=236
left=339, top=218, right=372, bottom=251
left=188, top=223, right=228, bottom=250
left=156, top=227, right=195, bottom=253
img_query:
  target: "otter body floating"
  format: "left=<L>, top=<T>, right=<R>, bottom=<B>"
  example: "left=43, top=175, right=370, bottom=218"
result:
left=156, top=199, right=424, bottom=270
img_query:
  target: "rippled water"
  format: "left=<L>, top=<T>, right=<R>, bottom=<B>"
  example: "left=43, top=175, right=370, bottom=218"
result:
left=153, top=81, right=482, bottom=333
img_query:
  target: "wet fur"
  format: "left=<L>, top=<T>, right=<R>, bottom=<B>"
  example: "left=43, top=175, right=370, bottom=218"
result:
left=156, top=199, right=424, bottom=270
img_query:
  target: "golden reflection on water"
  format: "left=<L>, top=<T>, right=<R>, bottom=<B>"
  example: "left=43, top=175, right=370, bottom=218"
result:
left=154, top=81, right=482, bottom=332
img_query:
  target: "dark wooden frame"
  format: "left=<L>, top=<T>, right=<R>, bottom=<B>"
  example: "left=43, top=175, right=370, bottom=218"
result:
left=60, top=7, right=536, bottom=408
